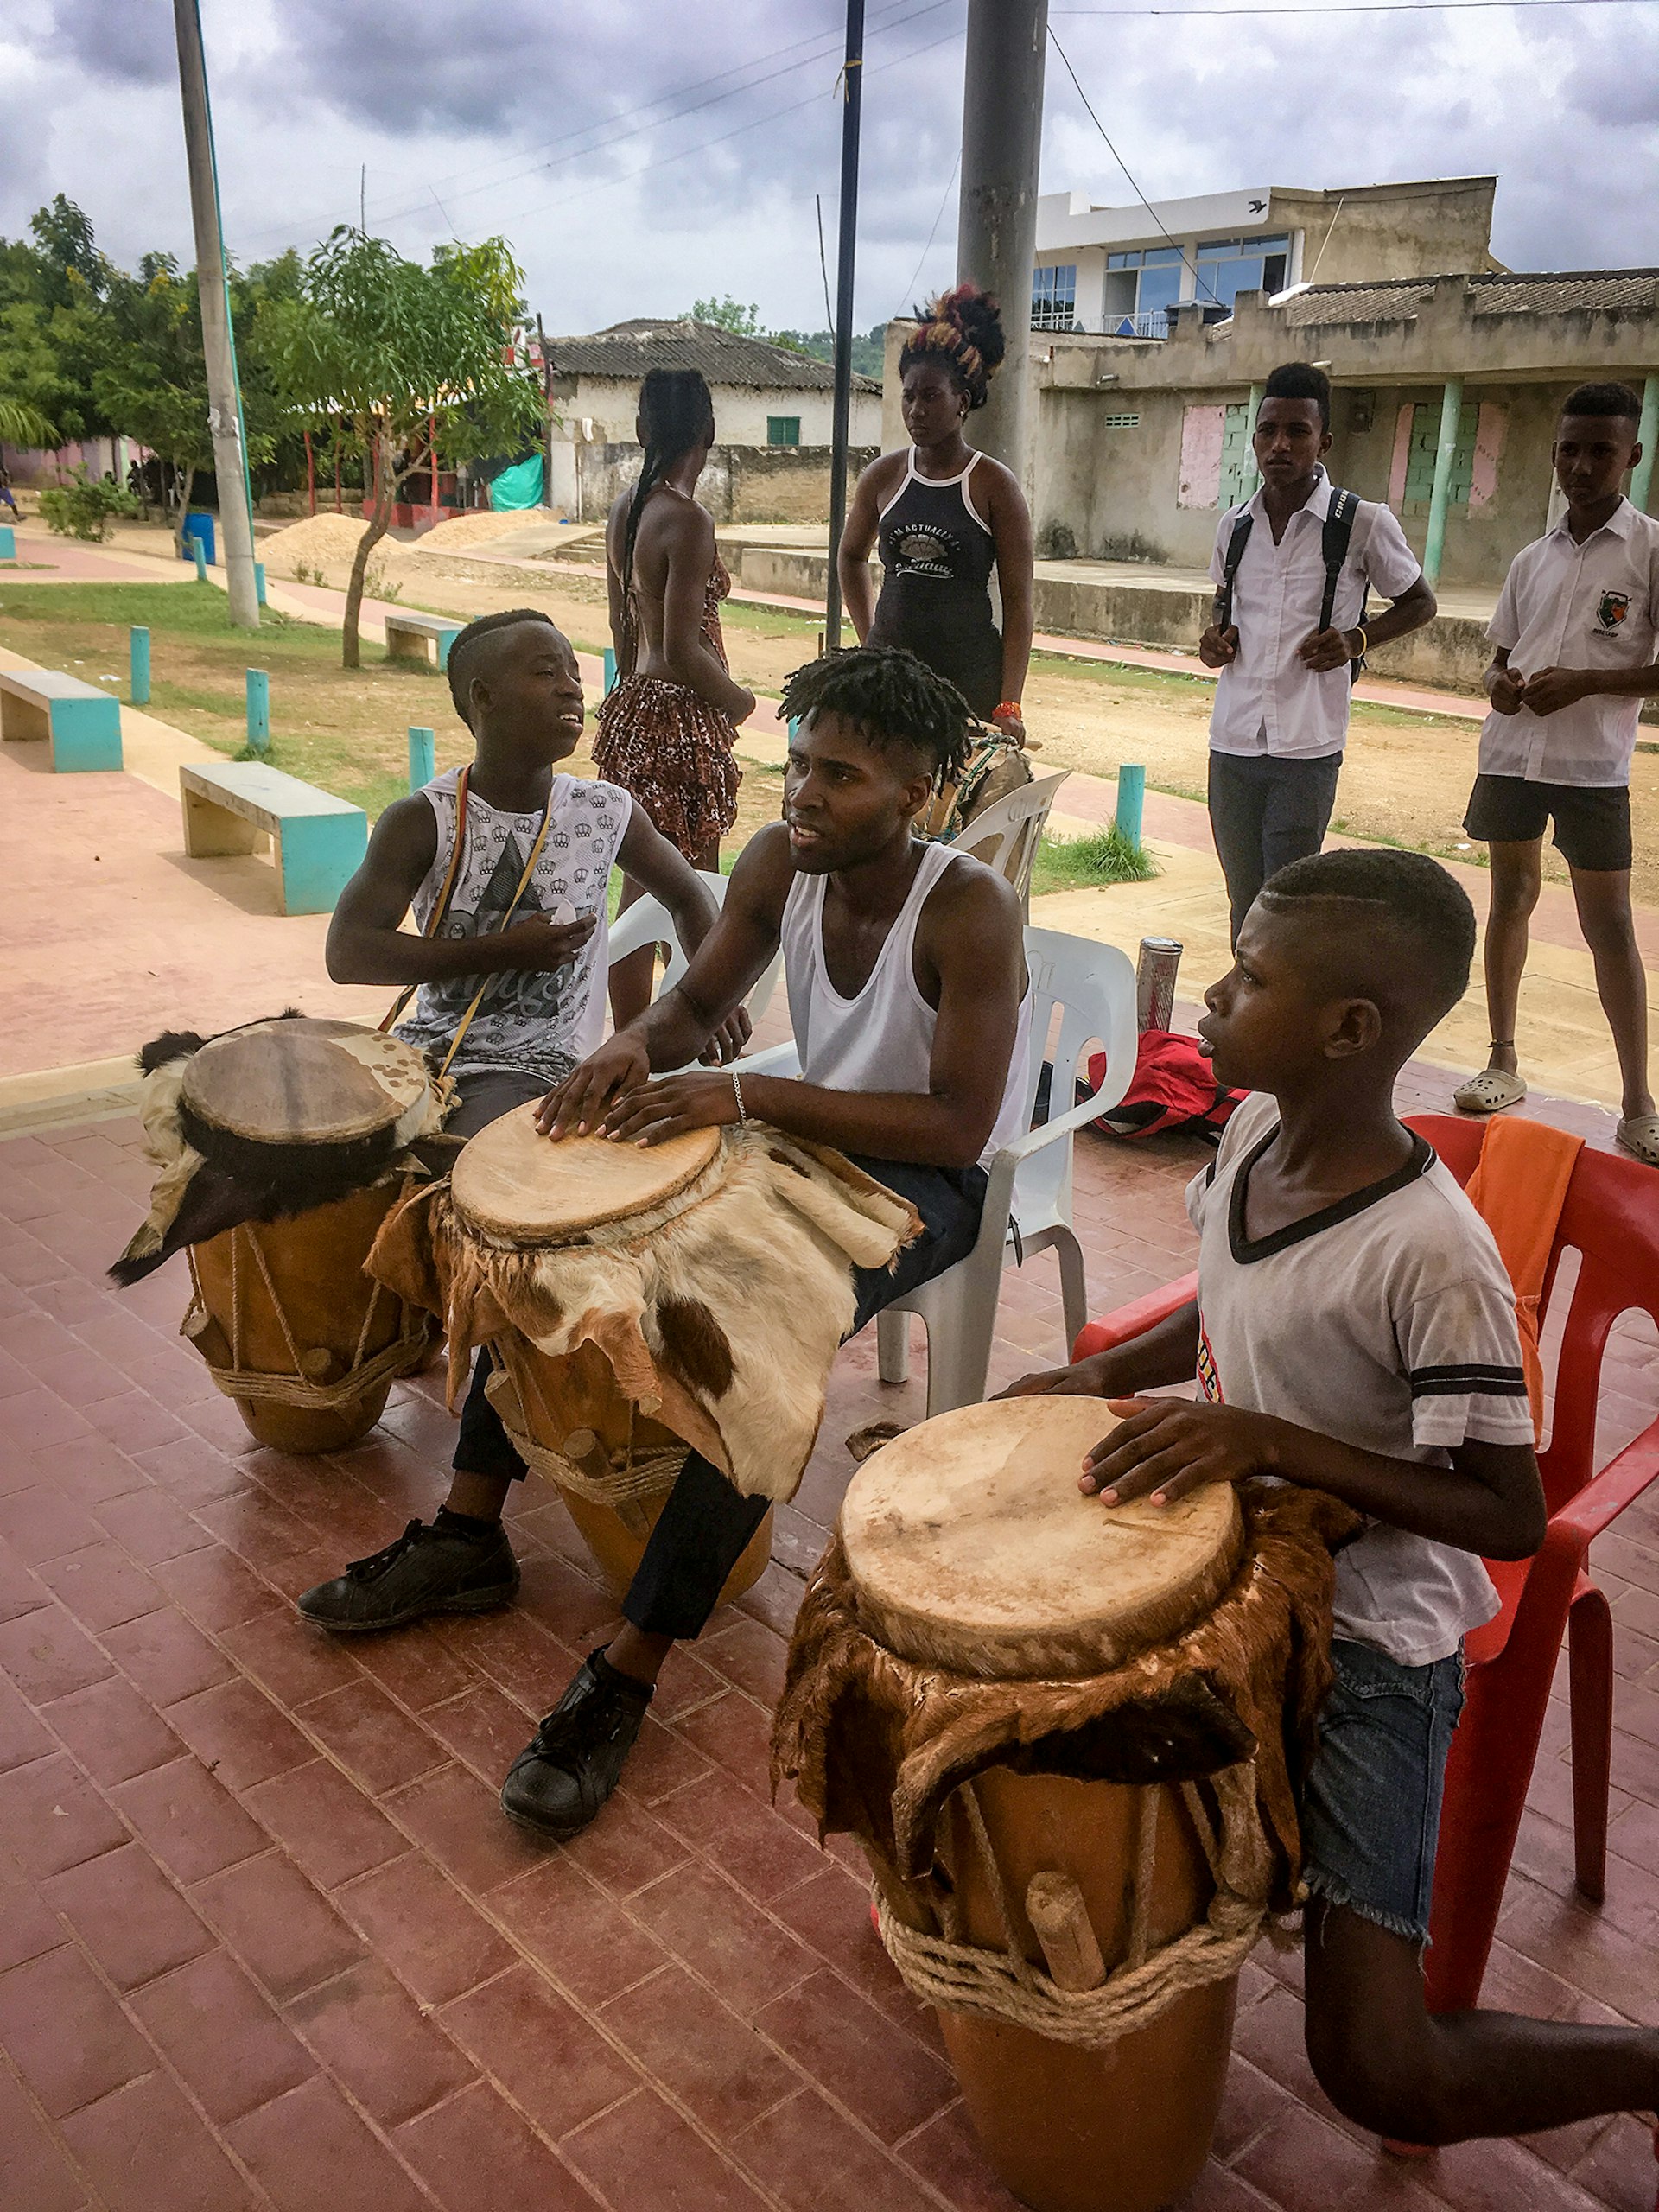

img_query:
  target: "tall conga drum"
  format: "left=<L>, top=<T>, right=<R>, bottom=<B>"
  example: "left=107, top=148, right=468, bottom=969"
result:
left=449, top=1111, right=771, bottom=1605
left=773, top=1396, right=1353, bottom=2212
left=369, top=1105, right=919, bottom=1607
left=116, top=1017, right=446, bottom=1453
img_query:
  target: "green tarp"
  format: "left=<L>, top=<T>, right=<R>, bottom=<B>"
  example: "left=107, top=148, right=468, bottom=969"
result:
left=487, top=454, right=544, bottom=511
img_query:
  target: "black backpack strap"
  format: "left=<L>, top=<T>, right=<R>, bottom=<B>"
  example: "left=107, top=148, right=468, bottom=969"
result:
left=1214, top=511, right=1253, bottom=633
left=1320, top=487, right=1369, bottom=681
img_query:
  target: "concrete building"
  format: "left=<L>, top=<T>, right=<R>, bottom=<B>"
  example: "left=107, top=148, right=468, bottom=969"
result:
left=541, top=318, right=881, bottom=523
left=1030, top=176, right=1502, bottom=338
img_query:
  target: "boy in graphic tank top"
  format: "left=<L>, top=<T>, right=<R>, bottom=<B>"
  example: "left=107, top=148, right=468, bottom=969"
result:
left=297, top=610, right=742, bottom=1633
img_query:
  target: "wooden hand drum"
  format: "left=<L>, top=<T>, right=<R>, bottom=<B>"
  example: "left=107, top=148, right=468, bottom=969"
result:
left=180, top=1018, right=441, bottom=1452
left=841, top=1397, right=1250, bottom=2212
left=448, top=1105, right=773, bottom=1606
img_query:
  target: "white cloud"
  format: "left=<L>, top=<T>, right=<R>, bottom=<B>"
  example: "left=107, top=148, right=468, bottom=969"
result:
left=3, top=0, right=1656, bottom=336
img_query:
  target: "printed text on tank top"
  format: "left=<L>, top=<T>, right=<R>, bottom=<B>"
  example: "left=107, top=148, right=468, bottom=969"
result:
left=878, top=450, right=994, bottom=582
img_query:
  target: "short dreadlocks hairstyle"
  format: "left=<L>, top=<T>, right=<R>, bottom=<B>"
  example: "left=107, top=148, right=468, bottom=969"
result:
left=446, top=607, right=563, bottom=721
left=1262, top=847, right=1476, bottom=1041
left=779, top=645, right=976, bottom=788
left=899, top=283, right=1006, bottom=412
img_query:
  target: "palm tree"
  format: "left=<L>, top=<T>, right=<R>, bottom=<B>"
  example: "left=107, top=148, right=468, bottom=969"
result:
left=0, top=397, right=56, bottom=448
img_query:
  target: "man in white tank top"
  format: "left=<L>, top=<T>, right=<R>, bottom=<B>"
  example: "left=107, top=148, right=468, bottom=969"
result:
left=296, top=611, right=742, bottom=1638
left=492, top=645, right=1033, bottom=1842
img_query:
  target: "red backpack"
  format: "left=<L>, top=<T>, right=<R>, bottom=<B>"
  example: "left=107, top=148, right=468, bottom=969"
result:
left=1086, top=1028, right=1245, bottom=1141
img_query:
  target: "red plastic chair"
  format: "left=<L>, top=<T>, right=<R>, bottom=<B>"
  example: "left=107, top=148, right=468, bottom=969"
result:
left=1070, top=1112, right=1659, bottom=2015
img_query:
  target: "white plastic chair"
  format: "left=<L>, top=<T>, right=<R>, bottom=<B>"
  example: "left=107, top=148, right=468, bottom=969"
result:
left=946, top=768, right=1071, bottom=899
left=738, top=925, right=1139, bottom=1414
left=606, top=870, right=785, bottom=1048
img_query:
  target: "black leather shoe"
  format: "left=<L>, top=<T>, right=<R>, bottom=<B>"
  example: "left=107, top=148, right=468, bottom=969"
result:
left=500, top=1649, right=652, bottom=1840
left=296, top=1517, right=518, bottom=1631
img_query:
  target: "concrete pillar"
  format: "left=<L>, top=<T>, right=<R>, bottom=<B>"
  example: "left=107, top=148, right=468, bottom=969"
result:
left=956, top=0, right=1048, bottom=486
left=1243, top=382, right=1264, bottom=499
left=1422, top=377, right=1464, bottom=588
left=1630, top=372, right=1659, bottom=514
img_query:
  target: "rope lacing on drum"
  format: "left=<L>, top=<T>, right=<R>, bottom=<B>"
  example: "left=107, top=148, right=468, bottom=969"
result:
left=872, top=1761, right=1274, bottom=2050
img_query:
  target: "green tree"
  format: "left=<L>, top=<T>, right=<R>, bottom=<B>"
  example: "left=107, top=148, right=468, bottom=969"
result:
left=684, top=295, right=762, bottom=336
left=262, top=227, right=545, bottom=665
left=0, top=197, right=115, bottom=451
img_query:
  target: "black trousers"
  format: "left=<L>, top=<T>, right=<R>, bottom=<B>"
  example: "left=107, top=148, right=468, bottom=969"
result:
left=1207, top=748, right=1344, bottom=946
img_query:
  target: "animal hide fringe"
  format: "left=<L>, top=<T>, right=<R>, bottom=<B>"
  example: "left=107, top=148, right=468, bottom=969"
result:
left=367, top=1126, right=922, bottom=1503
left=111, top=1014, right=447, bottom=1286
left=770, top=1482, right=1360, bottom=1911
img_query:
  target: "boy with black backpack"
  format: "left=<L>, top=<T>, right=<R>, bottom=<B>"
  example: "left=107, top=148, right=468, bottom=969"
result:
left=1199, top=362, right=1438, bottom=943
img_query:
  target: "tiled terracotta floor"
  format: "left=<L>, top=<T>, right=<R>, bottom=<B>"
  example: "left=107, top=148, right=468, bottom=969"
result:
left=1, top=1074, right=1656, bottom=2212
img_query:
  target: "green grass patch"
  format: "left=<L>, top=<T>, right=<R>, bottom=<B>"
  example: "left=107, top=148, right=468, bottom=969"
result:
left=1030, top=823, right=1160, bottom=895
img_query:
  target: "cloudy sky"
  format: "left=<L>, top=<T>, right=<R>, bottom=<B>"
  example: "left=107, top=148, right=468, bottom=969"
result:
left=4, top=0, right=1656, bottom=334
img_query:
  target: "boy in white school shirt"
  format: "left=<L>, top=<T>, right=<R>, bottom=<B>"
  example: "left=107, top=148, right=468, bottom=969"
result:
left=1198, top=362, right=1438, bottom=944
left=1454, top=382, right=1659, bottom=1165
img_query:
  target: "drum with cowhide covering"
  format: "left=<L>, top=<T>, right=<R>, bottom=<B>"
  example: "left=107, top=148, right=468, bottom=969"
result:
left=365, top=1102, right=923, bottom=1605
left=772, top=1395, right=1356, bottom=2212
left=113, top=1015, right=448, bottom=1454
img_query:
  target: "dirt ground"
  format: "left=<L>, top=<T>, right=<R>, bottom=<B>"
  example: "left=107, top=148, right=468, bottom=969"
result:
left=29, top=519, right=1659, bottom=905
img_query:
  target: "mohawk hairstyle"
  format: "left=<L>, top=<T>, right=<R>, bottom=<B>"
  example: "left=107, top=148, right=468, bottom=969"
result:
left=780, top=645, right=976, bottom=788
left=899, top=283, right=1007, bottom=412
left=445, top=607, right=561, bottom=721
left=1262, top=847, right=1477, bottom=1031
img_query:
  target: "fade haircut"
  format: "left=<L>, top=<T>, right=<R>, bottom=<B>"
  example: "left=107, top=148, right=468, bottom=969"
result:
left=446, top=608, right=563, bottom=721
left=1262, top=360, right=1332, bottom=433
left=1261, top=847, right=1476, bottom=1043
left=780, top=645, right=976, bottom=789
left=1561, top=381, right=1643, bottom=426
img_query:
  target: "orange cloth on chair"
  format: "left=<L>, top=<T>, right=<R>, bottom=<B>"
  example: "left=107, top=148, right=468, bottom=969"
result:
left=1462, top=1116, right=1584, bottom=1441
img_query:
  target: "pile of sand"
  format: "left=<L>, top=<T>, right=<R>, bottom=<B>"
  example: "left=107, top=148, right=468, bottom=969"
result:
left=416, top=511, right=524, bottom=551
left=258, top=513, right=374, bottom=577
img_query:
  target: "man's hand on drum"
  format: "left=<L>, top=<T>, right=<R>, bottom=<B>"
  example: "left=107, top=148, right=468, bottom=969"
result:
left=596, top=1070, right=742, bottom=1146
left=996, top=1350, right=1125, bottom=1402
left=1079, top=1400, right=1275, bottom=1509
left=535, top=1033, right=651, bottom=1138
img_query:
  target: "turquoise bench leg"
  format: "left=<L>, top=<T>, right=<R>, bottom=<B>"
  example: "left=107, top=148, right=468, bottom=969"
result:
left=48, top=696, right=124, bottom=773
left=275, top=809, right=368, bottom=915
left=0, top=526, right=16, bottom=561
left=436, top=630, right=457, bottom=671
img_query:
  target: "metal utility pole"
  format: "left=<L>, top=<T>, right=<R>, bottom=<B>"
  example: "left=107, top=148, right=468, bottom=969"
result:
left=957, top=0, right=1048, bottom=487
left=174, top=0, right=259, bottom=628
left=823, top=0, right=866, bottom=651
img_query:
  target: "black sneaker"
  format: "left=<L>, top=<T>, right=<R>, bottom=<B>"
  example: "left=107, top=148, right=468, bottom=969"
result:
left=500, top=1649, right=652, bottom=1841
left=296, top=1517, right=519, bottom=1632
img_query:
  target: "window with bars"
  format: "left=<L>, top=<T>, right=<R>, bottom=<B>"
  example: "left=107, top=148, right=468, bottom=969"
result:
left=766, top=416, right=801, bottom=448
left=1032, top=264, right=1079, bottom=331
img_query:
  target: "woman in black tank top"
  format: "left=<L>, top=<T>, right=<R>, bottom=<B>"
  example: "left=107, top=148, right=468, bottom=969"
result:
left=838, top=286, right=1033, bottom=734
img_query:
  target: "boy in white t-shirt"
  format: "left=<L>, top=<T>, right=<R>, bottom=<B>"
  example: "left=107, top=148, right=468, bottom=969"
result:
left=1008, top=847, right=1659, bottom=2147
left=1454, top=382, right=1659, bottom=1166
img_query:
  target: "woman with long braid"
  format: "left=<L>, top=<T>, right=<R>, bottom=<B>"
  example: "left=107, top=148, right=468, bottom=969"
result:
left=595, top=368, right=755, bottom=1024
left=838, top=285, right=1034, bottom=741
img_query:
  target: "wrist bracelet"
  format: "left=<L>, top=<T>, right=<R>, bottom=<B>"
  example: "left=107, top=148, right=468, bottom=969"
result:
left=992, top=700, right=1022, bottom=722
left=730, top=1071, right=747, bottom=1126
left=1351, top=627, right=1369, bottom=658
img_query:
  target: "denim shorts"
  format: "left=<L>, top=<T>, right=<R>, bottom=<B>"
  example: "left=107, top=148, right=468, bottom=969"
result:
left=1299, top=1637, right=1465, bottom=1945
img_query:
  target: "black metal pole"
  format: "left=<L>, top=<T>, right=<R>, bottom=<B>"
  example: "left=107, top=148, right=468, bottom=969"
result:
left=823, top=0, right=865, bottom=651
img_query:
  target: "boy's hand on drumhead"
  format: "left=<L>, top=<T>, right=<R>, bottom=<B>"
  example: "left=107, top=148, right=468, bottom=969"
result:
left=698, top=1007, right=753, bottom=1066
left=534, top=1033, right=649, bottom=1139
left=1080, top=1399, right=1273, bottom=1508
left=600, top=1071, right=741, bottom=1146
left=995, top=1351, right=1117, bottom=1402
left=492, top=913, right=596, bottom=973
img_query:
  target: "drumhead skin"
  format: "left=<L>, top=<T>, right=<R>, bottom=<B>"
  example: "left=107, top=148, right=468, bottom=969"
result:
left=450, top=1104, right=721, bottom=1243
left=181, top=1017, right=431, bottom=1144
left=840, top=1397, right=1245, bottom=1680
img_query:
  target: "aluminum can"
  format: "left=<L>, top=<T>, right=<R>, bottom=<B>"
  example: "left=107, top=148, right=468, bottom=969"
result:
left=1136, top=937, right=1184, bottom=1032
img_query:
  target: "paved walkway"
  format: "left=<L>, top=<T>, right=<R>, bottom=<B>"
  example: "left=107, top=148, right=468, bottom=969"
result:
left=0, top=1075, right=1654, bottom=2212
